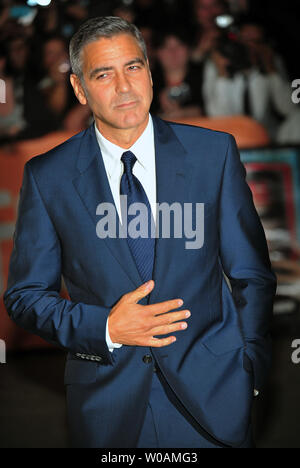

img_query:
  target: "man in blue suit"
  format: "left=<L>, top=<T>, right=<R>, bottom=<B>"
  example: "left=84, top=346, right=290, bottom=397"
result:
left=3, top=17, right=277, bottom=448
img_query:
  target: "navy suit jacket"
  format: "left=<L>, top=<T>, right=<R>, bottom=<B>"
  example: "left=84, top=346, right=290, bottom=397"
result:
left=4, top=116, right=277, bottom=447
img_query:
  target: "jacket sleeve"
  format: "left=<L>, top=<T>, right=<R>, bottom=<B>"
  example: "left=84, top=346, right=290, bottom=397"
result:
left=218, top=134, right=277, bottom=390
left=3, top=161, right=114, bottom=365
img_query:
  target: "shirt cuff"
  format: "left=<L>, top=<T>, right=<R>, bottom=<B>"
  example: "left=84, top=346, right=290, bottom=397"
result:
left=106, top=317, right=122, bottom=352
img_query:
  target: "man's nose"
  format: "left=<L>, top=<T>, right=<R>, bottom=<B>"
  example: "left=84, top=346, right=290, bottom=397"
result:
left=115, top=72, right=131, bottom=93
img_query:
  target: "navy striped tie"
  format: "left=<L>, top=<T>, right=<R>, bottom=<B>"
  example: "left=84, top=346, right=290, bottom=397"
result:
left=120, top=151, right=155, bottom=283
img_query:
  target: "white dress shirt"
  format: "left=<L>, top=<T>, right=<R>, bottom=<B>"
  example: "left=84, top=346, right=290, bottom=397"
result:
left=94, top=114, right=156, bottom=352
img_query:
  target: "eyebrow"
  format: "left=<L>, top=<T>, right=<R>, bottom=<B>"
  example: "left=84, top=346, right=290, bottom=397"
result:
left=89, top=57, right=145, bottom=79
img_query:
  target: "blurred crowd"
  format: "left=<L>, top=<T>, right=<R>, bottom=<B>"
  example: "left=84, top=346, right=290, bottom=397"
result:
left=0, top=0, right=299, bottom=144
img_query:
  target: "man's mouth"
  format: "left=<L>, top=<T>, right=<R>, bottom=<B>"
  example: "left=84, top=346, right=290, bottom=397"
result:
left=115, top=101, right=138, bottom=109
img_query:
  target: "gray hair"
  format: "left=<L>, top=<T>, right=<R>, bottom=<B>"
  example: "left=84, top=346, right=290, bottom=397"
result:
left=69, top=16, right=148, bottom=80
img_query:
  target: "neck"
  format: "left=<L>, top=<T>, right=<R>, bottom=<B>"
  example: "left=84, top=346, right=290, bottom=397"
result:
left=95, top=115, right=149, bottom=149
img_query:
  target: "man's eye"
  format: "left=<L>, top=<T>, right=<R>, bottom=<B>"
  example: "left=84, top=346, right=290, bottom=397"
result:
left=96, top=74, right=108, bottom=80
left=128, top=65, right=139, bottom=71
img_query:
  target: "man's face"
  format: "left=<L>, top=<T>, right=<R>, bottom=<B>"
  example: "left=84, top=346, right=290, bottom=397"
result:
left=43, top=39, right=68, bottom=70
left=8, top=38, right=29, bottom=71
left=195, top=0, right=225, bottom=27
left=70, top=33, right=153, bottom=135
left=157, top=36, right=189, bottom=72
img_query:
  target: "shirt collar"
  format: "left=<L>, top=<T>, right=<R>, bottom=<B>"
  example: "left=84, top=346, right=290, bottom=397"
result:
left=94, top=114, right=154, bottom=180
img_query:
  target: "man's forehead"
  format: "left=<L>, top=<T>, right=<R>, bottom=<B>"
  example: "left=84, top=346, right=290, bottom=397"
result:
left=81, top=34, right=144, bottom=64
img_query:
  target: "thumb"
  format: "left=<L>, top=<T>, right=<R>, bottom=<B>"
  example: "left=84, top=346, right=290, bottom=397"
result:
left=129, top=280, right=155, bottom=304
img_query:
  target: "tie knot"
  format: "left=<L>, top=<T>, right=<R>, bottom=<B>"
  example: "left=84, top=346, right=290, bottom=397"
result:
left=121, top=151, right=137, bottom=174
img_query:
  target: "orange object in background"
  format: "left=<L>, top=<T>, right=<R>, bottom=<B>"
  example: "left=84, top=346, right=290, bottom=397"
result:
left=170, top=115, right=271, bottom=149
left=15, top=130, right=76, bottom=159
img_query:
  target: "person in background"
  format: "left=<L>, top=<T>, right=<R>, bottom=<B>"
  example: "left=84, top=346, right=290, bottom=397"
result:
left=0, top=33, right=32, bottom=140
left=38, top=35, right=76, bottom=118
left=202, top=27, right=298, bottom=142
left=6, top=32, right=30, bottom=78
left=138, top=24, right=157, bottom=71
left=38, top=35, right=90, bottom=133
left=0, top=9, right=91, bottom=140
left=33, top=0, right=88, bottom=40
left=238, top=21, right=289, bottom=80
left=202, top=34, right=250, bottom=117
left=0, top=21, right=59, bottom=140
left=238, top=20, right=300, bottom=144
left=191, top=0, right=227, bottom=64
left=151, top=30, right=204, bottom=120
left=0, top=42, right=26, bottom=139
left=33, top=1, right=64, bottom=39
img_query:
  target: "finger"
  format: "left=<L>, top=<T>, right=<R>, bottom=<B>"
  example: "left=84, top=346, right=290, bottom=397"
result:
left=148, top=336, right=177, bottom=348
left=146, top=298, right=184, bottom=315
left=154, top=309, right=191, bottom=326
left=124, top=280, right=155, bottom=304
left=150, top=320, right=188, bottom=336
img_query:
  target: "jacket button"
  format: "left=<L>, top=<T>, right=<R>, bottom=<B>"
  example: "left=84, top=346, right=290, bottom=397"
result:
left=143, top=354, right=153, bottom=364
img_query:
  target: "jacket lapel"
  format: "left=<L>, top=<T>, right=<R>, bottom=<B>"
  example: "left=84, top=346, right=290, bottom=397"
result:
left=72, top=124, right=142, bottom=288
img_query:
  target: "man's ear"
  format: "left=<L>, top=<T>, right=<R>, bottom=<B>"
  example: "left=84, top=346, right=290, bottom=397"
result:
left=70, top=74, right=88, bottom=105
